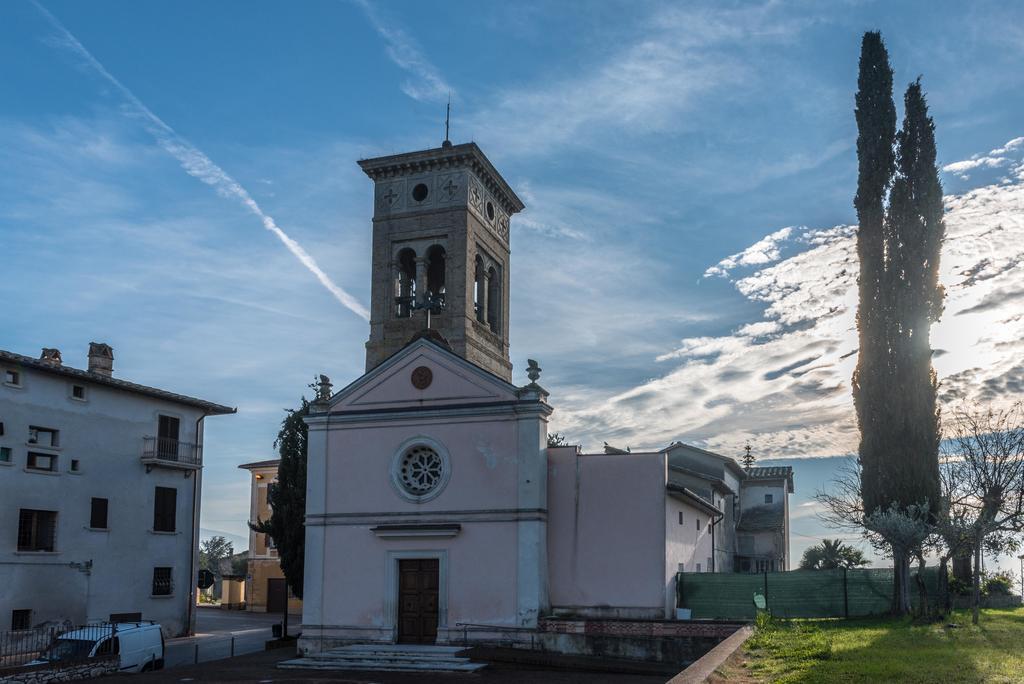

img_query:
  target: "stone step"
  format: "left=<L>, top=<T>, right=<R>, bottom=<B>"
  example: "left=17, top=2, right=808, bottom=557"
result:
left=326, top=648, right=468, bottom=657
left=278, top=644, right=487, bottom=673
left=278, top=657, right=486, bottom=673
left=298, top=655, right=475, bottom=665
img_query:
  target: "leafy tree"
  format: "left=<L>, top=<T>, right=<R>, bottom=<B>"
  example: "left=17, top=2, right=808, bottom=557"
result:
left=547, top=433, right=569, bottom=448
left=251, top=394, right=310, bottom=599
left=851, top=32, right=945, bottom=615
left=199, top=536, right=234, bottom=575
left=231, top=553, right=248, bottom=576
left=800, top=539, right=869, bottom=570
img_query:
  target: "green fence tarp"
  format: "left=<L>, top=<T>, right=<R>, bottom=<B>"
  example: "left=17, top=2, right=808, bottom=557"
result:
left=679, top=567, right=943, bottom=620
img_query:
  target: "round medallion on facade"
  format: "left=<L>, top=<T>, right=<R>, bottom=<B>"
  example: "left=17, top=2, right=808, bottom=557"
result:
left=411, top=365, right=433, bottom=389
left=390, top=437, right=452, bottom=503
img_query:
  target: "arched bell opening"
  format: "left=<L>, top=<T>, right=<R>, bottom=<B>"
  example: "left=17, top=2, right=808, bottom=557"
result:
left=395, top=248, right=417, bottom=318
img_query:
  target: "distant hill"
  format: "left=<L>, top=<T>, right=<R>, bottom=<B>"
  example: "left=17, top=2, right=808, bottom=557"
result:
left=200, top=527, right=248, bottom=552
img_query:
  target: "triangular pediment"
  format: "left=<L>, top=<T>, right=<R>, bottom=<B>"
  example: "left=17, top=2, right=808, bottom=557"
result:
left=331, top=338, right=519, bottom=412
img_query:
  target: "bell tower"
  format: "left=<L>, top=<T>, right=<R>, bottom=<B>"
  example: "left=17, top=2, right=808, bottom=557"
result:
left=359, top=141, right=524, bottom=381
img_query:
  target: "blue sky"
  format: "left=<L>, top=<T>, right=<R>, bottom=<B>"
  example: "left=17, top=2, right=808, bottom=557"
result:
left=3, top=1, right=1024, bottom=571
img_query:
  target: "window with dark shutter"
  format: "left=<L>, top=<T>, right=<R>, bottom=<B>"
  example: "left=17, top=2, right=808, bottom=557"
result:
left=153, top=487, right=177, bottom=532
left=17, top=509, right=57, bottom=551
left=11, top=609, right=31, bottom=631
left=152, top=567, right=173, bottom=596
left=157, top=416, right=180, bottom=460
left=90, top=498, right=109, bottom=529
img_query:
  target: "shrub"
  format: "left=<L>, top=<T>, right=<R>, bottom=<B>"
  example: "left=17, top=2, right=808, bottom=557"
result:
left=983, top=571, right=1015, bottom=596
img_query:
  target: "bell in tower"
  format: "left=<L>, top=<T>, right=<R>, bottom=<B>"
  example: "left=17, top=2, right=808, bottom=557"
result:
left=358, top=142, right=524, bottom=381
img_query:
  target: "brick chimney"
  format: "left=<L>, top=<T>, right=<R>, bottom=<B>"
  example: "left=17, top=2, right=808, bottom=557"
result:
left=87, top=342, right=114, bottom=377
left=39, top=348, right=63, bottom=365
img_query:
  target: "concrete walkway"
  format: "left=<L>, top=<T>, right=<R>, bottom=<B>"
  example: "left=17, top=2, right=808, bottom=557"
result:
left=163, top=607, right=301, bottom=669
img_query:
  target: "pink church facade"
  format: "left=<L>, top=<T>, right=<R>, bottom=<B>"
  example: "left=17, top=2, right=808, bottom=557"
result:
left=297, top=141, right=792, bottom=655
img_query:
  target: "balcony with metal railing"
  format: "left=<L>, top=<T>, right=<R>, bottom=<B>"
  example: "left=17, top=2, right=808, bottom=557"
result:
left=141, top=436, right=202, bottom=474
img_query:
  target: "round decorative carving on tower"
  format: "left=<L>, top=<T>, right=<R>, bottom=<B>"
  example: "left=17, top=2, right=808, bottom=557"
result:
left=412, top=183, right=429, bottom=202
left=411, top=365, right=433, bottom=389
left=486, top=200, right=495, bottom=221
left=390, top=436, right=452, bottom=503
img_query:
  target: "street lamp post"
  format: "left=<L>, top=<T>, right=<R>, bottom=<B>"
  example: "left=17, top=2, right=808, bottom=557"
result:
left=1018, top=554, right=1024, bottom=599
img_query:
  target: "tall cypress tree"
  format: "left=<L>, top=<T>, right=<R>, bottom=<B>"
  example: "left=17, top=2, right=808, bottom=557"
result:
left=885, top=79, right=944, bottom=514
left=851, top=34, right=945, bottom=614
left=852, top=31, right=896, bottom=516
left=252, top=397, right=309, bottom=600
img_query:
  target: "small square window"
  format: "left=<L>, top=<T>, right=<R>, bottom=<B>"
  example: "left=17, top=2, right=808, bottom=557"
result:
left=696, top=518, right=701, bottom=530
left=152, top=567, right=173, bottom=596
left=27, top=452, right=56, bottom=472
left=72, top=385, right=86, bottom=400
left=11, top=609, right=31, bottom=631
left=678, top=511, right=684, bottom=525
left=70, top=459, right=80, bottom=472
left=4, top=369, right=21, bottom=386
left=28, top=426, right=59, bottom=448
left=764, top=494, right=774, bottom=504
left=0, top=447, right=11, bottom=463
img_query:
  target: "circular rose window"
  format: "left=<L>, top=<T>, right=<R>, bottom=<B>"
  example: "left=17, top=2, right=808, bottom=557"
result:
left=390, top=437, right=451, bottom=503
left=399, top=446, right=443, bottom=496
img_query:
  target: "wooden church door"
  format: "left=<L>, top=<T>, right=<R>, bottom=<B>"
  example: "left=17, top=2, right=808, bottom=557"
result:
left=397, top=558, right=439, bottom=644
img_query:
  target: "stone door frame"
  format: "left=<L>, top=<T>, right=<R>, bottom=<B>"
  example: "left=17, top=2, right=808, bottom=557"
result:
left=384, top=549, right=449, bottom=642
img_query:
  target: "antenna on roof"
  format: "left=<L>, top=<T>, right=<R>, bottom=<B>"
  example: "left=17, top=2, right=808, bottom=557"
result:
left=442, top=93, right=452, bottom=148
left=742, top=442, right=755, bottom=471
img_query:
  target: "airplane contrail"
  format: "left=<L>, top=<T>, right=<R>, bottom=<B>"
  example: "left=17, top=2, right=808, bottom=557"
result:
left=32, top=1, right=370, bottom=320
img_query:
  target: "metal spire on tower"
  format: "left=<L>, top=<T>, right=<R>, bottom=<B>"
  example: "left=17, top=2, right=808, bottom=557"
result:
left=442, top=93, right=452, bottom=148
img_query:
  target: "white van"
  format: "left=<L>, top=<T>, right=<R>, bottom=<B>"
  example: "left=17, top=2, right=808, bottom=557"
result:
left=33, top=622, right=165, bottom=673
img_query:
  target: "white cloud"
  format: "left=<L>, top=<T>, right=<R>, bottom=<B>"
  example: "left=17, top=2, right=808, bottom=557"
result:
left=704, top=226, right=795, bottom=277
left=352, top=0, right=452, bottom=103
left=469, top=4, right=810, bottom=156
left=33, top=1, right=370, bottom=321
left=942, top=136, right=1024, bottom=179
left=556, top=136, right=1024, bottom=460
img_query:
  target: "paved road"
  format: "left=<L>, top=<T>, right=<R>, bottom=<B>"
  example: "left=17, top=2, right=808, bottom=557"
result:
left=135, top=648, right=670, bottom=683
left=163, top=607, right=301, bottom=669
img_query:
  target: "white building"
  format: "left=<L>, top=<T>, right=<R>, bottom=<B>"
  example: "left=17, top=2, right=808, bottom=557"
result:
left=0, top=344, right=234, bottom=636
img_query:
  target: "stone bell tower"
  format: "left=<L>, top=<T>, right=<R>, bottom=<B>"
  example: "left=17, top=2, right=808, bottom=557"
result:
left=359, top=141, right=524, bottom=381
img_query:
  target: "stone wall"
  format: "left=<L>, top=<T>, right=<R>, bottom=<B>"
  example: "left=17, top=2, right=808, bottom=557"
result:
left=0, top=657, right=118, bottom=683
left=532, top=618, right=743, bottom=665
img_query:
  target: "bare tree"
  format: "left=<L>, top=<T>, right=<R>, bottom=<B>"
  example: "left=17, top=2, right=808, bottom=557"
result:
left=941, top=402, right=1024, bottom=624
left=815, top=459, right=934, bottom=615
left=815, top=458, right=885, bottom=551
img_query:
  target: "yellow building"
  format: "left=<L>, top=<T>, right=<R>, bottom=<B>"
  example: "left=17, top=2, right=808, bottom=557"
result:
left=238, top=459, right=302, bottom=614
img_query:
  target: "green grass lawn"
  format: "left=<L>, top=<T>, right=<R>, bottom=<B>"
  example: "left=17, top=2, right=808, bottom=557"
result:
left=740, top=607, right=1024, bottom=683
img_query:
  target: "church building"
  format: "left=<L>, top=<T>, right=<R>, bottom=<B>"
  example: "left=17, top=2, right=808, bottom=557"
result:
left=298, top=140, right=792, bottom=654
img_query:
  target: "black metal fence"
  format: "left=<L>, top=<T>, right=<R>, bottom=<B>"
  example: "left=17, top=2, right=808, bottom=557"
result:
left=142, top=436, right=202, bottom=466
left=0, top=622, right=114, bottom=671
